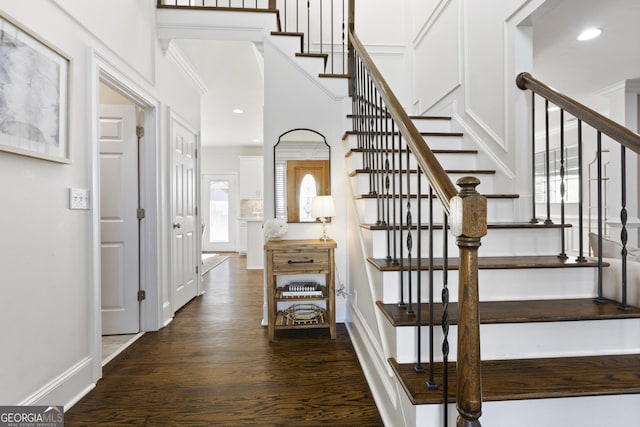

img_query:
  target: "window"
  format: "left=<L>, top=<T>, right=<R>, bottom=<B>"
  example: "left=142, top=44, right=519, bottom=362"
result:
left=535, top=145, right=580, bottom=203
left=298, top=173, right=318, bottom=222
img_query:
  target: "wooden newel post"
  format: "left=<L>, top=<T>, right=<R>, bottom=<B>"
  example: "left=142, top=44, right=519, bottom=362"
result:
left=451, top=176, right=486, bottom=427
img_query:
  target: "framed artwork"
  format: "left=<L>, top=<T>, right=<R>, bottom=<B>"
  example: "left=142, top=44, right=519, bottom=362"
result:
left=0, top=13, right=70, bottom=163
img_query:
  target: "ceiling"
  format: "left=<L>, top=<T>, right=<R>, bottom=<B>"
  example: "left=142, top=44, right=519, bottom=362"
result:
left=173, top=0, right=640, bottom=148
left=173, top=39, right=264, bottom=148
left=530, top=0, right=640, bottom=110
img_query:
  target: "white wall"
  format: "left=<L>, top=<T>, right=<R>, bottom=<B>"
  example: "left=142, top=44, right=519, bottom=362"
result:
left=0, top=0, right=200, bottom=407
left=263, top=38, right=350, bottom=322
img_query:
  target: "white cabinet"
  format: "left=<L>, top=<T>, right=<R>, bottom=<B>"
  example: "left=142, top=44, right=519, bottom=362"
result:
left=239, top=156, right=264, bottom=199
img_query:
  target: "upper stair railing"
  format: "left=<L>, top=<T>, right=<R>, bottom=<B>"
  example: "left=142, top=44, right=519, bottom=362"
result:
left=348, top=2, right=487, bottom=424
left=157, top=0, right=348, bottom=75
left=517, top=72, right=640, bottom=311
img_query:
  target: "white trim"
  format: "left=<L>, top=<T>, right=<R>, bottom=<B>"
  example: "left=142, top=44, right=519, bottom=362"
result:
left=411, top=0, right=452, bottom=48
left=19, top=357, right=94, bottom=409
left=461, top=0, right=508, bottom=151
left=51, top=0, right=156, bottom=86
left=89, top=48, right=164, bottom=387
left=166, top=43, right=209, bottom=95
left=452, top=106, right=516, bottom=181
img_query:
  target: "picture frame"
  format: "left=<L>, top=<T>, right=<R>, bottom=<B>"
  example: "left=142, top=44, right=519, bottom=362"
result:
left=0, top=13, right=70, bottom=163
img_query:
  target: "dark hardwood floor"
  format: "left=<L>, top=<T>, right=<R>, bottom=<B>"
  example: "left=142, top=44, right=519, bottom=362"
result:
left=66, top=255, right=383, bottom=426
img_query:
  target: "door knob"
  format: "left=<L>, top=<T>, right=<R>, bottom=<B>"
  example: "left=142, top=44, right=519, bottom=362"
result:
left=173, top=222, right=181, bottom=229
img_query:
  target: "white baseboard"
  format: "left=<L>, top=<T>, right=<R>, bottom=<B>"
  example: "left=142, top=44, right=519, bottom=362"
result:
left=346, top=301, right=406, bottom=427
left=20, top=356, right=95, bottom=410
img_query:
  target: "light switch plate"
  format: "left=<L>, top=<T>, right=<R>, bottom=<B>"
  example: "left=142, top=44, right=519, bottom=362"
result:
left=69, top=188, right=90, bottom=210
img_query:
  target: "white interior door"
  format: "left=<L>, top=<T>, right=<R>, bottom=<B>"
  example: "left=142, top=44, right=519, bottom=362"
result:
left=202, top=174, right=237, bottom=252
left=171, top=116, right=199, bottom=312
left=100, top=104, right=140, bottom=335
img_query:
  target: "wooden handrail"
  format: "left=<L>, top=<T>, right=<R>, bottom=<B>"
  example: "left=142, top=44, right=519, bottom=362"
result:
left=517, top=72, right=640, bottom=155
left=348, top=30, right=458, bottom=214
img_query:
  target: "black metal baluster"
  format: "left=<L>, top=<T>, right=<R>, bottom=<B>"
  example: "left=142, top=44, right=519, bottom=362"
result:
left=319, top=0, right=323, bottom=57
left=283, top=0, right=287, bottom=31
left=384, top=106, right=392, bottom=261
left=426, top=185, right=437, bottom=389
left=414, top=168, right=424, bottom=373
left=367, top=76, right=375, bottom=196
left=544, top=99, right=553, bottom=224
left=576, top=120, right=587, bottom=262
left=330, top=0, right=334, bottom=74
left=398, top=133, right=406, bottom=308
left=559, top=109, right=567, bottom=259
left=341, top=0, right=345, bottom=74
left=595, top=131, right=606, bottom=304
left=530, top=92, right=538, bottom=223
left=307, top=0, right=310, bottom=53
left=392, top=120, right=399, bottom=265
left=375, top=93, right=383, bottom=224
left=620, top=145, right=630, bottom=311
left=377, top=95, right=385, bottom=226
left=441, top=212, right=450, bottom=426
left=406, top=147, right=414, bottom=317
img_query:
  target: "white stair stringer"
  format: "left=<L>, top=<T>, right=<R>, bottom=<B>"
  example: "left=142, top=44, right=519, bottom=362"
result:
left=267, top=32, right=348, bottom=98
left=344, top=133, right=427, bottom=427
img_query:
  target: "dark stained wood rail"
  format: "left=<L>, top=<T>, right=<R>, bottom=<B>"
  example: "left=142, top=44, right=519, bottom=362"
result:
left=349, top=30, right=457, bottom=212
left=516, top=72, right=640, bottom=155
left=348, top=4, right=487, bottom=422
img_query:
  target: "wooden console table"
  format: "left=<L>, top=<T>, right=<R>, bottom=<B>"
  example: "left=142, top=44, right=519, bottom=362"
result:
left=264, top=239, right=336, bottom=341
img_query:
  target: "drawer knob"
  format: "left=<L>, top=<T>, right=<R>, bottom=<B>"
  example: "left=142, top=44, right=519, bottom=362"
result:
left=288, top=259, right=314, bottom=264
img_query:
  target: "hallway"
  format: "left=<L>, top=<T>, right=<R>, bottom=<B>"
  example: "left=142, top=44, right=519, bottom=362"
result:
left=66, top=255, right=383, bottom=426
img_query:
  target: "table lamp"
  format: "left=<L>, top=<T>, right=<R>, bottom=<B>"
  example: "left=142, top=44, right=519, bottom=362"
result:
left=311, top=195, right=335, bottom=242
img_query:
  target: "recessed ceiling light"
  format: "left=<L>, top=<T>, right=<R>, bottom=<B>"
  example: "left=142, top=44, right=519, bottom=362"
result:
left=577, top=28, right=602, bottom=41
left=232, top=109, right=244, bottom=114
left=252, top=139, right=260, bottom=143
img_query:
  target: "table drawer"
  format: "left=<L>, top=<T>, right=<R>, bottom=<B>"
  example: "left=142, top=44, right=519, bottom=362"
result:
left=272, top=250, right=329, bottom=273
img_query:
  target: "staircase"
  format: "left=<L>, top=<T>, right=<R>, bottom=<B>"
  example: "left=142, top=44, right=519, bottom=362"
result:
left=155, top=2, right=640, bottom=425
left=343, top=113, right=640, bottom=426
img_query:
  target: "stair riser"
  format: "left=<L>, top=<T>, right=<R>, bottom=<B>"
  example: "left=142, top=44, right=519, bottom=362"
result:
left=388, top=318, right=640, bottom=364
left=365, top=226, right=563, bottom=259
left=347, top=117, right=453, bottom=133
left=342, top=133, right=463, bottom=151
left=375, top=267, right=598, bottom=304
left=269, top=33, right=303, bottom=56
left=351, top=172, right=495, bottom=196
left=356, top=197, right=516, bottom=223
left=346, top=151, right=478, bottom=171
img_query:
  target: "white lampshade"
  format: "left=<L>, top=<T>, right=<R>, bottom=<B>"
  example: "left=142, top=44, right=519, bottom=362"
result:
left=311, top=195, right=335, bottom=218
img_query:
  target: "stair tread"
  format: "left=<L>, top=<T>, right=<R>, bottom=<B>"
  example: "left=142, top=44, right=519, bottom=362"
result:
left=368, top=255, right=602, bottom=271
left=347, top=114, right=452, bottom=121
left=389, top=354, right=640, bottom=405
left=345, top=148, right=478, bottom=156
left=319, top=73, right=350, bottom=79
left=355, top=193, right=519, bottom=199
left=361, top=221, right=571, bottom=231
left=349, top=168, right=495, bottom=175
left=343, top=130, right=463, bottom=138
left=376, top=298, right=640, bottom=327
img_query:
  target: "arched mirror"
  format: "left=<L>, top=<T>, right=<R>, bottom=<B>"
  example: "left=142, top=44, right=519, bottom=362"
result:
left=274, top=129, right=330, bottom=223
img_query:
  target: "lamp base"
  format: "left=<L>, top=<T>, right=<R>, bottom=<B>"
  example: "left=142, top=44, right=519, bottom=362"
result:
left=319, top=218, right=330, bottom=242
